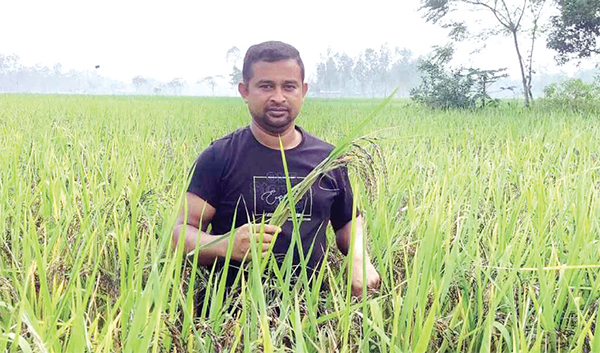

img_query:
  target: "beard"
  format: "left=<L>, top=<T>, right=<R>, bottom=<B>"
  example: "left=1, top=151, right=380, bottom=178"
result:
left=249, top=105, right=295, bottom=135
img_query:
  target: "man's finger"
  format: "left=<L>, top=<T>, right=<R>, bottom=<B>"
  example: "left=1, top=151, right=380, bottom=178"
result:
left=263, top=225, right=281, bottom=233
left=260, top=233, right=273, bottom=243
left=248, top=224, right=280, bottom=235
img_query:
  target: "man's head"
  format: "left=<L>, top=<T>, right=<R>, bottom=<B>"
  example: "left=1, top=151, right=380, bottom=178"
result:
left=239, top=41, right=308, bottom=136
left=242, top=41, right=305, bottom=83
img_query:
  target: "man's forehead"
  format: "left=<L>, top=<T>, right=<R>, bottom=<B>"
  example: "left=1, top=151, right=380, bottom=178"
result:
left=251, top=59, right=303, bottom=81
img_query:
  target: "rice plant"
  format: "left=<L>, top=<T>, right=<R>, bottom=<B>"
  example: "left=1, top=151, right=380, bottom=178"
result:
left=1, top=94, right=600, bottom=352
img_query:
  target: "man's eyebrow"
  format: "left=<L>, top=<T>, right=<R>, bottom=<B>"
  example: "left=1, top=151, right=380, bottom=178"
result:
left=283, top=80, right=299, bottom=85
left=256, top=79, right=275, bottom=84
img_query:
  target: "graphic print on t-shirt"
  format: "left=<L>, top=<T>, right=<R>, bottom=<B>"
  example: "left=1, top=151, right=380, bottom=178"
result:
left=253, top=172, right=313, bottom=221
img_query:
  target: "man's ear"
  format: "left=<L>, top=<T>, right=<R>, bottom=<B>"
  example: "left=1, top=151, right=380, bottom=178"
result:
left=302, top=82, right=309, bottom=98
left=238, top=82, right=249, bottom=103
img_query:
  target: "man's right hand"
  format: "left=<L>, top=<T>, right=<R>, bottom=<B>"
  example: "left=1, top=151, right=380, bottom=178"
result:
left=228, top=223, right=281, bottom=261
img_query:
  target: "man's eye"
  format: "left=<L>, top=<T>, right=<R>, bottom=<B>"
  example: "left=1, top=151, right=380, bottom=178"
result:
left=284, top=85, right=296, bottom=90
left=261, top=84, right=273, bottom=89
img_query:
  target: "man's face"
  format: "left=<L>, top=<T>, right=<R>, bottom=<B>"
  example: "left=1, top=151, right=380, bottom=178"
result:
left=238, top=59, right=308, bottom=135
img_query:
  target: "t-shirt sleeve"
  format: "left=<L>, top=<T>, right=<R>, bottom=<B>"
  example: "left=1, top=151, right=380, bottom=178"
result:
left=329, top=166, right=357, bottom=232
left=187, top=144, right=222, bottom=208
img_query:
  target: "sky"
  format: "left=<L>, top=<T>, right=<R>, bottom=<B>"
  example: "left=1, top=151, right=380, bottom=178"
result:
left=0, top=0, right=595, bottom=86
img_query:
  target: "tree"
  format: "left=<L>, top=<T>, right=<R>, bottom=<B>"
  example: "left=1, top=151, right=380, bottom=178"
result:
left=0, top=54, right=20, bottom=74
left=547, top=0, right=600, bottom=64
left=354, top=55, right=369, bottom=96
left=66, top=69, right=82, bottom=93
left=198, top=75, right=223, bottom=95
left=390, top=48, right=420, bottom=96
left=132, top=75, right=147, bottom=92
left=325, top=56, right=340, bottom=91
left=364, top=48, right=379, bottom=97
left=167, top=77, right=184, bottom=95
left=420, top=0, right=548, bottom=107
left=470, top=67, right=509, bottom=107
left=377, top=44, right=392, bottom=95
left=335, top=52, right=354, bottom=94
left=229, top=66, right=242, bottom=87
left=225, top=46, right=241, bottom=64
left=53, top=63, right=62, bottom=77
left=226, top=46, right=243, bottom=87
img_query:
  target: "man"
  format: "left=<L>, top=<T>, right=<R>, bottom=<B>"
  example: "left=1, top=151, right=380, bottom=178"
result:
left=172, top=41, right=380, bottom=301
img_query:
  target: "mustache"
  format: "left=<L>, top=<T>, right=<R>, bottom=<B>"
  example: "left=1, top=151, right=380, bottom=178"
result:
left=267, top=105, right=289, bottom=111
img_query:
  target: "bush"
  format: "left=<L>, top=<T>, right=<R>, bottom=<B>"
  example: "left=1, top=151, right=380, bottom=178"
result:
left=410, top=63, right=476, bottom=109
left=410, top=45, right=506, bottom=110
left=541, top=78, right=600, bottom=112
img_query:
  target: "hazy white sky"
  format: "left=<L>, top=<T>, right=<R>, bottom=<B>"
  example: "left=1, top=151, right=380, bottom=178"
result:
left=0, top=0, right=592, bottom=85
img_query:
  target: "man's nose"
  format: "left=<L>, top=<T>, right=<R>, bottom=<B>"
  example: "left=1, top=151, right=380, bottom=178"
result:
left=271, top=87, right=286, bottom=103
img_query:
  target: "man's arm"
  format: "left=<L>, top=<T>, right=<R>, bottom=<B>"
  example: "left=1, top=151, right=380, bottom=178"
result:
left=172, top=192, right=227, bottom=265
left=172, top=192, right=279, bottom=265
left=335, top=215, right=381, bottom=296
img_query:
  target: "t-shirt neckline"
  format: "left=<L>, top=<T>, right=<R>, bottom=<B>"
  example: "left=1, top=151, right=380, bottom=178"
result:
left=248, top=125, right=306, bottom=152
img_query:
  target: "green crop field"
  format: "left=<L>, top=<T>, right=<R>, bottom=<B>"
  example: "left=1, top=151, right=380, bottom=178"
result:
left=1, top=94, right=600, bottom=352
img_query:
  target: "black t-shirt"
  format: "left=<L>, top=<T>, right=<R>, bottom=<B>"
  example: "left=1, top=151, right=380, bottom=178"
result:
left=187, top=125, right=355, bottom=281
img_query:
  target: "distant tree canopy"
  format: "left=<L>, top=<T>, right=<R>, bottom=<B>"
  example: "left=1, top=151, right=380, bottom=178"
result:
left=547, top=0, right=600, bottom=64
left=310, top=45, right=420, bottom=97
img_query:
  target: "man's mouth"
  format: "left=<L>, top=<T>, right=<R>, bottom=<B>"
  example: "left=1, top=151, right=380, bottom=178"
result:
left=267, top=107, right=289, bottom=117
left=267, top=107, right=289, bottom=112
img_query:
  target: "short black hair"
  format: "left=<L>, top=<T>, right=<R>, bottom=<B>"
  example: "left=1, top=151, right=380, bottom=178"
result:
left=242, top=41, right=305, bottom=83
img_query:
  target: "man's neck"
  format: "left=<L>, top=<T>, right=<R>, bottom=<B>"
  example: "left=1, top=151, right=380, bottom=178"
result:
left=250, top=121, right=302, bottom=150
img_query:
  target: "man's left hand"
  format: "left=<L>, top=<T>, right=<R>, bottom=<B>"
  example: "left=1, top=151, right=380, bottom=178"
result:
left=350, top=258, right=381, bottom=297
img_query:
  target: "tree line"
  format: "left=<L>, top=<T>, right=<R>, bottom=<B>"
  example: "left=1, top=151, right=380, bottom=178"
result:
left=0, top=54, right=191, bottom=95
left=310, top=46, right=420, bottom=98
left=0, top=54, right=129, bottom=94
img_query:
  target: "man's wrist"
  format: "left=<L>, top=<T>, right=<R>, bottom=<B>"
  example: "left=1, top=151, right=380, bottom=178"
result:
left=198, top=232, right=227, bottom=259
left=212, top=234, right=229, bottom=259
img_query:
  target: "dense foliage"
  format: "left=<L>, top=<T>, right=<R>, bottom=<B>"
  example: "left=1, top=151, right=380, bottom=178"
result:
left=547, top=0, right=600, bottom=64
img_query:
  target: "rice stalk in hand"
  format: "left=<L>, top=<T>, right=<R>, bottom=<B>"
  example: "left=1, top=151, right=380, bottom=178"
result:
left=268, top=88, right=397, bottom=228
